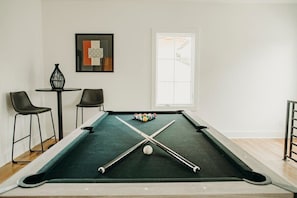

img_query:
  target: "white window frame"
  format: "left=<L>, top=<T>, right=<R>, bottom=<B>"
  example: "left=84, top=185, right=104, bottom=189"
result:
left=152, top=30, right=197, bottom=110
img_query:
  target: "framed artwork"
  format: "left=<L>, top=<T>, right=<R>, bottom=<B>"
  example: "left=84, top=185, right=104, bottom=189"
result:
left=76, top=34, right=114, bottom=72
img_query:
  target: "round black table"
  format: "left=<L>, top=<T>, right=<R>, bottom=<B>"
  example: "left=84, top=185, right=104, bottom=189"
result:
left=36, top=88, right=81, bottom=140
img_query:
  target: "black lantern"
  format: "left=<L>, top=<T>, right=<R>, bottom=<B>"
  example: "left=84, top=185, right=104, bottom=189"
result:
left=50, top=64, right=65, bottom=89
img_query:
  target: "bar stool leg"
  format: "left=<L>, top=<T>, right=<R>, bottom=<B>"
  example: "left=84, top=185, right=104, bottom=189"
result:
left=29, top=115, right=33, bottom=152
left=76, top=107, right=78, bottom=128
left=81, top=108, right=84, bottom=125
left=50, top=111, right=57, bottom=142
left=36, top=114, right=44, bottom=152
left=11, top=114, right=31, bottom=164
left=11, top=114, right=18, bottom=163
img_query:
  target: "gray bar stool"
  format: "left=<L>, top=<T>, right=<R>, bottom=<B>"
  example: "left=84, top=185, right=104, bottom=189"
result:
left=10, top=91, right=57, bottom=163
left=76, top=89, right=104, bottom=128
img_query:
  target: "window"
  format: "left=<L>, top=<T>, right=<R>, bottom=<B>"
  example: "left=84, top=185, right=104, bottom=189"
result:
left=153, top=32, right=196, bottom=108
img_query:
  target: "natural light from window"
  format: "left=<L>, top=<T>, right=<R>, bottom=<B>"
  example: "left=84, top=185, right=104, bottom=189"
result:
left=155, top=33, right=195, bottom=107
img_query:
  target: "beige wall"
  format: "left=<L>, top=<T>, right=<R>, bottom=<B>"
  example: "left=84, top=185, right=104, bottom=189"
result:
left=42, top=0, right=297, bottom=138
left=0, top=0, right=44, bottom=166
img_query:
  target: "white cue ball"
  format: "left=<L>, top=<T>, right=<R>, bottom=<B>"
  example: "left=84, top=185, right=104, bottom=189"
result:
left=143, top=145, right=153, bottom=155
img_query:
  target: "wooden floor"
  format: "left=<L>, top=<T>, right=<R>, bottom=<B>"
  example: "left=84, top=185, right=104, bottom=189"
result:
left=0, top=138, right=297, bottom=188
left=233, top=138, right=297, bottom=187
left=0, top=139, right=56, bottom=184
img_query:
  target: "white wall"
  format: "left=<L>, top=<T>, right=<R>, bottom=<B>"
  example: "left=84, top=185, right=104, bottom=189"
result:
left=198, top=3, right=297, bottom=137
left=42, top=0, right=297, bottom=138
left=0, top=0, right=45, bottom=167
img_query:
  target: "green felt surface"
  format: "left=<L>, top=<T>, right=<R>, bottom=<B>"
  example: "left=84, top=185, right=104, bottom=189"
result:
left=31, top=112, right=266, bottom=183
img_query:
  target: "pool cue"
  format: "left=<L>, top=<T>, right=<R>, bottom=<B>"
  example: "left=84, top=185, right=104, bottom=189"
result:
left=116, top=116, right=200, bottom=173
left=98, top=120, right=175, bottom=174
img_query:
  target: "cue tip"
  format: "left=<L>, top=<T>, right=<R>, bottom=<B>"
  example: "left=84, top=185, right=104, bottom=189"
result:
left=98, top=167, right=105, bottom=174
left=193, top=166, right=200, bottom=173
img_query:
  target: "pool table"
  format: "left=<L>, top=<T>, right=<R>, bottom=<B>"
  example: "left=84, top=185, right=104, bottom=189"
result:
left=0, top=111, right=296, bottom=198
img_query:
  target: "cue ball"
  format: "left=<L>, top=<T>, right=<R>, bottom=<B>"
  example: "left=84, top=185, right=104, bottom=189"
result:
left=143, top=145, right=153, bottom=155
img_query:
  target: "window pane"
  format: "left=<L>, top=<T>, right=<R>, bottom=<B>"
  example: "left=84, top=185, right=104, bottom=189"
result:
left=157, top=60, right=174, bottom=82
left=175, top=61, right=191, bottom=82
left=175, top=37, right=192, bottom=64
left=174, top=82, right=191, bottom=104
left=157, top=38, right=175, bottom=59
left=157, top=82, right=174, bottom=104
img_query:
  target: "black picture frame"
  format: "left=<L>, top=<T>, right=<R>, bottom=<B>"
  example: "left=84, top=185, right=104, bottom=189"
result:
left=75, top=34, right=114, bottom=72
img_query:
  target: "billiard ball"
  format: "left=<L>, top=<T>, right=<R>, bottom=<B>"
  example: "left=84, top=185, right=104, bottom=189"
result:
left=143, top=145, right=153, bottom=155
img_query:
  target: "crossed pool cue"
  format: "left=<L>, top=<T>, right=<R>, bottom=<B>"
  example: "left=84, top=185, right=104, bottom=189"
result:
left=115, top=116, right=200, bottom=173
left=98, top=120, right=176, bottom=173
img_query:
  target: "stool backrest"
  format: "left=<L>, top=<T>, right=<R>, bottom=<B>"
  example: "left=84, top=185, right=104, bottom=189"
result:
left=79, top=89, right=104, bottom=106
left=10, top=91, right=35, bottom=113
